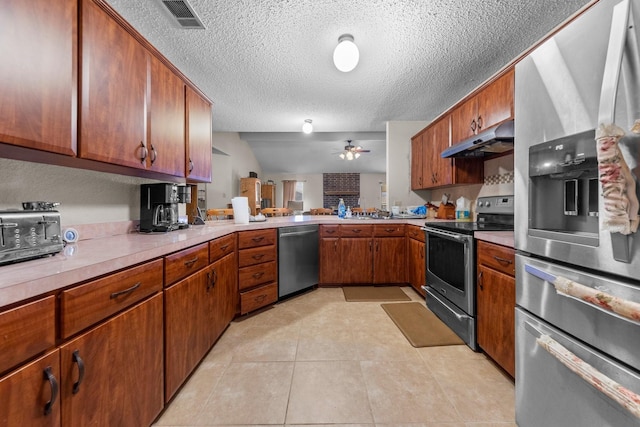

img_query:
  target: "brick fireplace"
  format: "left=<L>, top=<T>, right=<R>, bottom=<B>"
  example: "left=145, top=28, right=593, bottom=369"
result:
left=323, top=173, right=360, bottom=209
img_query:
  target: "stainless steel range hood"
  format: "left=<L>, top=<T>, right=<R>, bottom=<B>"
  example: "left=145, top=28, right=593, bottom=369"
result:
left=441, top=119, right=514, bottom=158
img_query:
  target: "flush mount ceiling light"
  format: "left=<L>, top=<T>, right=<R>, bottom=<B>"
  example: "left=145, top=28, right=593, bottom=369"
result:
left=302, top=119, right=313, bottom=134
left=333, top=34, right=359, bottom=72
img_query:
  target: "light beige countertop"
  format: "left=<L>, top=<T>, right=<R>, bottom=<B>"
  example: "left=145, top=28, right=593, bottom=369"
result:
left=0, top=215, right=437, bottom=308
left=474, top=231, right=515, bottom=248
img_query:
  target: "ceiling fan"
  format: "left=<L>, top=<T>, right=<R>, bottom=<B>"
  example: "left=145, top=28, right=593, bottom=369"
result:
left=335, top=140, right=370, bottom=160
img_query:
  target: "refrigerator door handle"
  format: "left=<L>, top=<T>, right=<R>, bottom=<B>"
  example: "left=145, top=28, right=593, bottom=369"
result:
left=525, top=264, right=640, bottom=325
left=536, top=333, right=640, bottom=419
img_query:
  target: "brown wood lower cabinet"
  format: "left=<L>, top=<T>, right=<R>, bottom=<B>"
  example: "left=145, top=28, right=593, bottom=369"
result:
left=237, top=229, right=278, bottom=314
left=476, top=240, right=516, bottom=377
left=0, top=349, right=60, bottom=427
left=406, top=225, right=426, bottom=296
left=319, top=224, right=406, bottom=285
left=59, top=293, right=164, bottom=427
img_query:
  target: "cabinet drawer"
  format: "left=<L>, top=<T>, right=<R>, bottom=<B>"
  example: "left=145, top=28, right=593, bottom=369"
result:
left=165, top=243, right=209, bottom=286
left=374, top=224, right=405, bottom=237
left=238, top=245, right=276, bottom=268
left=60, top=259, right=163, bottom=338
left=406, top=225, right=425, bottom=242
left=240, top=283, right=278, bottom=314
left=477, top=240, right=515, bottom=276
left=0, top=296, right=55, bottom=375
left=320, top=225, right=340, bottom=237
left=209, top=234, right=236, bottom=264
left=238, top=228, right=276, bottom=249
left=340, top=224, right=373, bottom=236
left=238, top=261, right=277, bottom=291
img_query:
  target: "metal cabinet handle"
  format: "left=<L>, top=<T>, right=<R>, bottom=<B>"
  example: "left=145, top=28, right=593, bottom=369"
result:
left=477, top=115, right=483, bottom=130
left=254, top=294, right=267, bottom=303
left=71, top=350, right=84, bottom=395
left=493, top=255, right=513, bottom=265
left=220, top=244, right=229, bottom=251
left=110, top=282, right=140, bottom=299
left=43, top=366, right=58, bottom=415
left=470, top=119, right=477, bottom=132
left=351, top=229, right=362, bottom=234
left=207, top=269, right=218, bottom=291
left=139, top=141, right=148, bottom=164
left=478, top=270, right=484, bottom=290
left=252, top=236, right=265, bottom=242
left=184, top=257, right=199, bottom=267
left=150, top=144, right=157, bottom=164
left=252, top=254, right=265, bottom=260
left=252, top=272, right=264, bottom=279
left=326, top=229, right=336, bottom=234
left=188, top=158, right=194, bottom=173
left=384, top=228, right=396, bottom=233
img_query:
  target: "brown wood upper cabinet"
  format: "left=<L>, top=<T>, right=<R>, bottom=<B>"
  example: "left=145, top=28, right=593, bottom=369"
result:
left=0, top=0, right=77, bottom=155
left=80, top=0, right=150, bottom=170
left=450, top=69, right=514, bottom=145
left=186, top=86, right=213, bottom=182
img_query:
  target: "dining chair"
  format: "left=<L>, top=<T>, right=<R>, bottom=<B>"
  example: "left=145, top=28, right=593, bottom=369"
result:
left=206, top=208, right=234, bottom=220
left=261, top=207, right=293, bottom=217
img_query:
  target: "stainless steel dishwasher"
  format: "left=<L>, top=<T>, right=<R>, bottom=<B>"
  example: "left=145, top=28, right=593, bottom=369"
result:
left=278, top=224, right=319, bottom=299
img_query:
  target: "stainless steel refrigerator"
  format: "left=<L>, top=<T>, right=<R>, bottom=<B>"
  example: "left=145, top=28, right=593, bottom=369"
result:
left=514, top=0, right=640, bottom=425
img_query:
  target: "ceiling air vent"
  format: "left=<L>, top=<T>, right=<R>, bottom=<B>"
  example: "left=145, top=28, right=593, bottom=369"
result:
left=159, top=0, right=205, bottom=29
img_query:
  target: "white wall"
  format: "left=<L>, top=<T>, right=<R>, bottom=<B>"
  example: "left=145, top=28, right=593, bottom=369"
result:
left=360, top=173, right=386, bottom=209
left=386, top=121, right=430, bottom=209
left=199, top=132, right=262, bottom=209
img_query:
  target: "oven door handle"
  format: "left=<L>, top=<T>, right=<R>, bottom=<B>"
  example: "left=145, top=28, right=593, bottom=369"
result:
left=422, top=286, right=465, bottom=321
left=421, top=226, right=470, bottom=243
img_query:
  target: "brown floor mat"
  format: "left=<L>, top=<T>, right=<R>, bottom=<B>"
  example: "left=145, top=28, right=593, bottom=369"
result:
left=342, top=286, right=411, bottom=302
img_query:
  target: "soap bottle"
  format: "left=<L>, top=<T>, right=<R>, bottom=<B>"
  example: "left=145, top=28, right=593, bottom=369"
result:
left=346, top=206, right=352, bottom=218
left=338, top=198, right=346, bottom=218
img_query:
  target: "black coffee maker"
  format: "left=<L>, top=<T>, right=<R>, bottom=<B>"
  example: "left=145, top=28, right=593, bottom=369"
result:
left=140, top=183, right=191, bottom=232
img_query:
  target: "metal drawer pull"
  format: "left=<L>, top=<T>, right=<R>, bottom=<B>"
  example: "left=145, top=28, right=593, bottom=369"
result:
left=43, top=366, right=58, bottom=415
left=493, top=255, right=513, bottom=265
left=525, top=264, right=640, bottom=324
left=220, top=244, right=229, bottom=251
left=384, top=228, right=396, bottom=233
left=252, top=272, right=265, bottom=279
left=71, top=350, right=85, bottom=394
left=252, top=236, right=265, bottom=242
left=184, top=257, right=199, bottom=267
left=110, top=282, right=140, bottom=299
left=252, top=254, right=265, bottom=260
left=537, top=333, right=640, bottom=419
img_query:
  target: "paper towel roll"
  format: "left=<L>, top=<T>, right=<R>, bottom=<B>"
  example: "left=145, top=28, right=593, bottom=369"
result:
left=231, top=197, right=250, bottom=224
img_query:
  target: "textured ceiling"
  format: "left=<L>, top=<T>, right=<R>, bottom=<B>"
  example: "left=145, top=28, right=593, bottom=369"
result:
left=106, top=0, right=592, bottom=173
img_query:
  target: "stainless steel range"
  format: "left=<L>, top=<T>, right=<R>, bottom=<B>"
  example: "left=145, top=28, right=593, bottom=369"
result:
left=422, top=195, right=514, bottom=350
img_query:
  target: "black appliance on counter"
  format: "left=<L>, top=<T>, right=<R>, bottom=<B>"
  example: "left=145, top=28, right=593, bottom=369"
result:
left=140, top=183, right=191, bottom=232
left=0, top=202, right=64, bottom=265
left=422, top=195, right=514, bottom=350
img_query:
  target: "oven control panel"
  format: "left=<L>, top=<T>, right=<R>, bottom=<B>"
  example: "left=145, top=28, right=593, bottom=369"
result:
left=476, top=196, right=514, bottom=214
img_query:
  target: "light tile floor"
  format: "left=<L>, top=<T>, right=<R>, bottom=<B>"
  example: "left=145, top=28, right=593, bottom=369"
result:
left=153, top=286, right=516, bottom=427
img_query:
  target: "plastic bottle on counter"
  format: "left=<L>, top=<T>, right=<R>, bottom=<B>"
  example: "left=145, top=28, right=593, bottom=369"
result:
left=338, top=198, right=346, bottom=218
left=346, top=206, right=352, bottom=218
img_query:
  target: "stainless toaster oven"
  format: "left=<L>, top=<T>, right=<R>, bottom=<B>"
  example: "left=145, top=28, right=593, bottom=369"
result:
left=0, top=210, right=64, bottom=265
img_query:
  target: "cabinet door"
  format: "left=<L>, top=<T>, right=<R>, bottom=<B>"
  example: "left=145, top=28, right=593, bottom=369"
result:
left=0, top=0, right=76, bottom=155
left=407, top=237, right=425, bottom=296
left=341, top=238, right=373, bottom=284
left=164, top=269, right=214, bottom=401
left=450, top=96, right=477, bottom=145
left=477, top=265, right=515, bottom=377
left=211, top=252, right=238, bottom=338
left=319, top=238, right=341, bottom=284
left=60, top=294, right=163, bottom=427
left=431, top=116, right=452, bottom=187
left=410, top=134, right=423, bottom=190
left=0, top=350, right=60, bottom=427
left=149, top=55, right=185, bottom=176
left=476, top=69, right=514, bottom=132
left=186, top=86, right=212, bottom=182
left=80, top=0, right=149, bottom=169
left=373, top=237, right=406, bottom=284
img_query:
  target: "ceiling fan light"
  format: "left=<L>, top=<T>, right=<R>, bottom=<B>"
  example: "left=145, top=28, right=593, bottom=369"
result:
left=355, top=152, right=360, bottom=159
left=302, top=119, right=313, bottom=134
left=333, top=34, right=359, bottom=72
left=339, top=152, right=345, bottom=159
left=346, top=151, right=354, bottom=160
